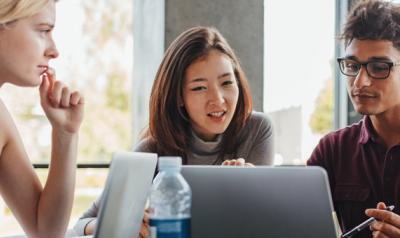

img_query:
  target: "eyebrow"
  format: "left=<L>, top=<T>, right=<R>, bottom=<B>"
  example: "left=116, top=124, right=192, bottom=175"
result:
left=188, top=78, right=206, bottom=83
left=188, top=72, right=233, bottom=84
left=345, top=55, right=393, bottom=62
left=217, top=72, right=233, bottom=79
left=37, top=23, right=55, bottom=28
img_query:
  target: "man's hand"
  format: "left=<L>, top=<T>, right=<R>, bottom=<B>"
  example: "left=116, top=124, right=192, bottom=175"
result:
left=367, top=202, right=400, bottom=237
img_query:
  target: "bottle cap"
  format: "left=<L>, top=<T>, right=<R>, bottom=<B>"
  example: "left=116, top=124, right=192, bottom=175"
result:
left=158, top=156, right=182, bottom=170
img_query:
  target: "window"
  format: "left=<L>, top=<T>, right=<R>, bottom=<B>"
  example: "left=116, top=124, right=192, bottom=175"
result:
left=264, top=0, right=335, bottom=165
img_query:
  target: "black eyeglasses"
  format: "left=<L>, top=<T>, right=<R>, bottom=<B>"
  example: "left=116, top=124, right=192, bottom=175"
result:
left=337, top=58, right=400, bottom=79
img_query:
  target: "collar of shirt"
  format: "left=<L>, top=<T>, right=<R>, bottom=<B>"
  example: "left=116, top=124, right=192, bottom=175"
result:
left=359, top=116, right=380, bottom=144
left=189, top=130, right=223, bottom=156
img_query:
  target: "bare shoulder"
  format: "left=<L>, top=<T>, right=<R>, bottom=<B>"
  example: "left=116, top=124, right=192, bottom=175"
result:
left=0, top=100, right=11, bottom=154
left=0, top=99, right=20, bottom=158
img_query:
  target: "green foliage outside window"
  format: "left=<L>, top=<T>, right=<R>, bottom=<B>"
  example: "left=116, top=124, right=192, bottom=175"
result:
left=309, top=79, right=333, bottom=134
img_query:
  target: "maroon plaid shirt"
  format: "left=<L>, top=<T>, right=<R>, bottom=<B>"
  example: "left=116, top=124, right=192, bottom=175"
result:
left=308, top=116, right=400, bottom=238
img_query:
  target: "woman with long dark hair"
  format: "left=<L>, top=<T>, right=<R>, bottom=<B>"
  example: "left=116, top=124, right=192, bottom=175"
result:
left=135, top=26, right=274, bottom=166
left=74, top=26, right=273, bottom=237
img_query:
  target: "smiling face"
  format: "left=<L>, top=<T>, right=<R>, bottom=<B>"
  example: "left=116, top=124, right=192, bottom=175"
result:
left=182, top=49, right=239, bottom=141
left=0, top=0, right=58, bottom=87
left=344, top=39, right=400, bottom=116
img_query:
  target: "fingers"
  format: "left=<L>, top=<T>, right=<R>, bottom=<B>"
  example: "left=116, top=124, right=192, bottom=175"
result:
left=366, top=208, right=400, bottom=226
left=41, top=68, right=83, bottom=108
left=221, top=158, right=250, bottom=166
left=39, top=68, right=55, bottom=107
left=59, top=88, right=84, bottom=107
left=46, top=67, right=56, bottom=91
left=60, top=86, right=71, bottom=107
left=70, top=91, right=85, bottom=105
left=139, top=211, right=150, bottom=238
left=222, top=159, right=243, bottom=166
left=143, top=209, right=149, bottom=223
left=370, top=221, right=400, bottom=238
left=39, top=73, right=50, bottom=100
left=245, top=162, right=255, bottom=167
left=48, top=80, right=64, bottom=107
left=372, top=229, right=390, bottom=238
left=377, top=202, right=387, bottom=210
left=139, top=223, right=149, bottom=238
left=41, top=67, right=56, bottom=98
left=366, top=202, right=400, bottom=237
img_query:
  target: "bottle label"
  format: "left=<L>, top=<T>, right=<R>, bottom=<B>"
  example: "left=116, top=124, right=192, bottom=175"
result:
left=149, top=218, right=190, bottom=238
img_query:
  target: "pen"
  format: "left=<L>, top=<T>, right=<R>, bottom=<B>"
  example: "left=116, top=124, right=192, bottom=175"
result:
left=341, top=205, right=395, bottom=238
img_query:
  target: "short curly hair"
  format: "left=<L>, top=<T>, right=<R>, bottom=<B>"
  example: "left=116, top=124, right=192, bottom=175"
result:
left=341, top=0, right=400, bottom=50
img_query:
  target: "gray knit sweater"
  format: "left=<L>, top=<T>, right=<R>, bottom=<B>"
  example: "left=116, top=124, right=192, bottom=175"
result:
left=135, top=111, right=274, bottom=165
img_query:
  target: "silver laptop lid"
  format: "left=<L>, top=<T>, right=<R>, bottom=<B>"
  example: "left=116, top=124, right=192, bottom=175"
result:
left=94, top=151, right=157, bottom=238
left=181, top=166, right=338, bottom=238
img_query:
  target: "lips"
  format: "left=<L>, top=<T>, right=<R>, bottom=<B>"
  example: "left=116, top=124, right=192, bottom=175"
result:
left=352, top=90, right=378, bottom=98
left=38, top=65, right=48, bottom=75
left=207, top=110, right=226, bottom=118
left=353, top=94, right=376, bottom=98
left=351, top=92, right=379, bottom=104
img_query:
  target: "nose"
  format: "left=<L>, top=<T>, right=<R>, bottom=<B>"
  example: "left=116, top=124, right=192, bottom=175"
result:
left=45, top=38, right=59, bottom=59
left=208, top=86, right=225, bottom=106
left=352, top=66, right=372, bottom=89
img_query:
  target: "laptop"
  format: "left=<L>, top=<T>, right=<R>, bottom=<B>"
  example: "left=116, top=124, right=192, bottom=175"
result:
left=93, top=151, right=157, bottom=238
left=181, top=166, right=340, bottom=238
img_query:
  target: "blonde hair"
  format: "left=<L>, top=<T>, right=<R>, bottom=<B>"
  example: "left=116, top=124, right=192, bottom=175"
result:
left=0, top=0, right=50, bottom=24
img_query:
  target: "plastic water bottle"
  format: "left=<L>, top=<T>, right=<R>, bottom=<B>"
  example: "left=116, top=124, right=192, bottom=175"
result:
left=149, top=156, right=191, bottom=238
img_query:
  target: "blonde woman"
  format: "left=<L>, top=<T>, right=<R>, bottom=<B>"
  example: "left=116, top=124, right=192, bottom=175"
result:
left=0, top=1, right=84, bottom=237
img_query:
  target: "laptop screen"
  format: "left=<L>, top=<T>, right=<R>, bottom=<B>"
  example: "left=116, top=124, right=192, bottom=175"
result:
left=94, top=151, right=157, bottom=238
left=181, top=166, right=339, bottom=238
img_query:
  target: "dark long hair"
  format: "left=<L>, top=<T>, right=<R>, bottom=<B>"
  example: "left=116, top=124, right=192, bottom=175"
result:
left=145, top=26, right=252, bottom=163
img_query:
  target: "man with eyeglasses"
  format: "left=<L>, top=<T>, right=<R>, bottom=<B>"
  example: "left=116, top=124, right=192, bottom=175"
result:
left=307, top=0, right=400, bottom=237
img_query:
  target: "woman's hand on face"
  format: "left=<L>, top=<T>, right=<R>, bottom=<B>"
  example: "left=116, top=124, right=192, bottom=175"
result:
left=221, top=158, right=254, bottom=167
left=39, top=68, right=84, bottom=134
